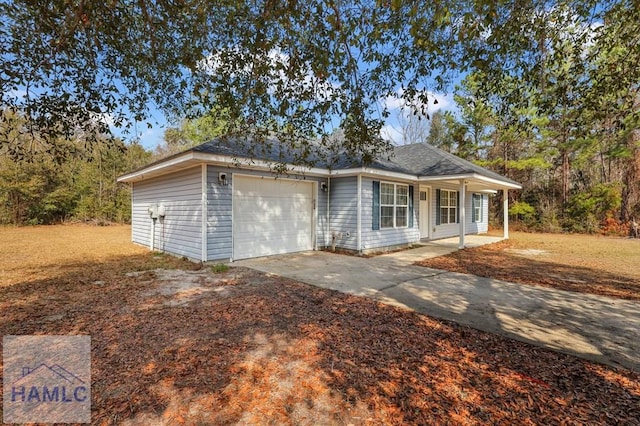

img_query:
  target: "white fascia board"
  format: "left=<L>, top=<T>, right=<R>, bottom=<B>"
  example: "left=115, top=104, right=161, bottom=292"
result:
left=190, top=152, right=330, bottom=177
left=117, top=151, right=331, bottom=183
left=471, top=174, right=522, bottom=189
left=117, top=152, right=198, bottom=183
left=417, top=173, right=475, bottom=182
left=418, top=173, right=521, bottom=190
left=330, top=167, right=418, bottom=182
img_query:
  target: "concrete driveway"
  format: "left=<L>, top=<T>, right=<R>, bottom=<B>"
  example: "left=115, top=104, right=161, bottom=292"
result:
left=236, top=242, right=640, bottom=372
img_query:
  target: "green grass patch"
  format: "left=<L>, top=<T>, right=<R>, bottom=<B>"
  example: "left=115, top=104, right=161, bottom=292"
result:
left=211, top=263, right=229, bottom=273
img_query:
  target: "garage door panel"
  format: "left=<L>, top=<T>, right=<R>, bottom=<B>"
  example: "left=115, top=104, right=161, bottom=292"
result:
left=233, top=176, right=313, bottom=260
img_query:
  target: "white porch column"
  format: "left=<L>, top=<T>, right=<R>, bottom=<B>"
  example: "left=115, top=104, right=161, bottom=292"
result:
left=459, top=179, right=466, bottom=249
left=503, top=188, right=509, bottom=240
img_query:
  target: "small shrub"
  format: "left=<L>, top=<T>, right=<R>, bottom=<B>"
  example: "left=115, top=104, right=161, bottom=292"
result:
left=211, top=263, right=229, bottom=273
left=566, top=183, right=622, bottom=234
left=600, top=216, right=630, bottom=236
left=509, top=201, right=536, bottom=226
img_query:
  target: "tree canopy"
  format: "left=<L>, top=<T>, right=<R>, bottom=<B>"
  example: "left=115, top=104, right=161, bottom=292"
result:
left=3, top=0, right=636, bottom=163
left=2, top=0, right=639, bottom=231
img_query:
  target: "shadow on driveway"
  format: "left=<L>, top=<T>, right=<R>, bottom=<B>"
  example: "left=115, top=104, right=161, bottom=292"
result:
left=236, top=250, right=640, bottom=372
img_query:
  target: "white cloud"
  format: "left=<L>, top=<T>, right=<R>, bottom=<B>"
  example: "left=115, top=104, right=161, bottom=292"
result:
left=138, top=125, right=165, bottom=150
left=198, top=47, right=340, bottom=102
left=379, top=88, right=458, bottom=145
left=94, top=112, right=115, bottom=127
left=382, top=88, right=453, bottom=117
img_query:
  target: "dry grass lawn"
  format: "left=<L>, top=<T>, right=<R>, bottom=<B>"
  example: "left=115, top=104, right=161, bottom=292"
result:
left=418, top=231, right=640, bottom=300
left=1, top=225, right=639, bottom=424
left=1, top=224, right=149, bottom=288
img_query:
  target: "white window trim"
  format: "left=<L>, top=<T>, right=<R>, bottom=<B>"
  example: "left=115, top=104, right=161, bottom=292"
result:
left=439, top=189, right=458, bottom=225
left=380, top=182, right=409, bottom=229
left=473, top=193, right=482, bottom=222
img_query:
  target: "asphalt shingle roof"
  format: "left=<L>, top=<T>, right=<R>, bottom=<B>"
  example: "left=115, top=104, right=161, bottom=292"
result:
left=190, top=137, right=519, bottom=186
left=386, top=143, right=520, bottom=185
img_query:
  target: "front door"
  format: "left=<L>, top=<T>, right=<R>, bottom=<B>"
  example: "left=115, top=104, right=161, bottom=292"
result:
left=419, top=188, right=429, bottom=239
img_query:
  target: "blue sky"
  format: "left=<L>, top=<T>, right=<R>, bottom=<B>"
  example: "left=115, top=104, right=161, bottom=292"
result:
left=118, top=89, right=458, bottom=151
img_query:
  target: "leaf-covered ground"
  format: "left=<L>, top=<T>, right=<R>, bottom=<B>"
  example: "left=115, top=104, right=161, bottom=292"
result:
left=416, top=232, right=640, bottom=300
left=1, top=225, right=639, bottom=424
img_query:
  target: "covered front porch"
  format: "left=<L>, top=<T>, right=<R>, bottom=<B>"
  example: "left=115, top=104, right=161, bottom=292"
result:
left=379, top=234, right=504, bottom=264
left=418, top=174, right=521, bottom=249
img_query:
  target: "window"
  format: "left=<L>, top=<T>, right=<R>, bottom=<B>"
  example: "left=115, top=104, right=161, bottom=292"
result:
left=439, top=189, right=458, bottom=225
left=380, top=182, right=409, bottom=228
left=472, top=194, right=482, bottom=222
left=419, top=191, right=427, bottom=201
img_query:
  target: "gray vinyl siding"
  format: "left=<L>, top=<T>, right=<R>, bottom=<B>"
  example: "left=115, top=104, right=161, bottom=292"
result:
left=206, top=165, right=233, bottom=261
left=329, top=177, right=358, bottom=250
left=316, top=182, right=328, bottom=248
left=467, top=193, right=489, bottom=234
left=131, top=166, right=202, bottom=260
left=206, top=166, right=329, bottom=261
left=431, top=184, right=489, bottom=240
left=361, top=177, right=420, bottom=250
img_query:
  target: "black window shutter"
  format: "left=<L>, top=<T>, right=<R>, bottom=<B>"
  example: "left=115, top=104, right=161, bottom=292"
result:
left=472, top=194, right=477, bottom=223
left=457, top=191, right=461, bottom=223
left=408, top=185, right=414, bottom=228
left=435, top=189, right=441, bottom=225
left=481, top=194, right=484, bottom=222
left=372, top=181, right=380, bottom=230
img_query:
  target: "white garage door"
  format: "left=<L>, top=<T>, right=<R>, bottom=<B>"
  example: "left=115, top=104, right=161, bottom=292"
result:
left=233, top=175, right=314, bottom=260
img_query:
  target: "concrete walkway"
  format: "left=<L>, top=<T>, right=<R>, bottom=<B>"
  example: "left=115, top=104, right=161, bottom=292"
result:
left=236, top=239, right=640, bottom=372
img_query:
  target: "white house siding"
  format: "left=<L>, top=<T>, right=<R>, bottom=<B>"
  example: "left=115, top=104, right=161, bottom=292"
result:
left=131, top=166, right=202, bottom=260
left=431, top=183, right=489, bottom=240
left=361, top=177, right=420, bottom=251
left=329, top=176, right=358, bottom=250
left=206, top=166, right=328, bottom=261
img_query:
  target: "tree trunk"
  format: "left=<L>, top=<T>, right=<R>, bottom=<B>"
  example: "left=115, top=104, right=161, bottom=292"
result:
left=561, top=147, right=570, bottom=210
left=621, top=128, right=640, bottom=222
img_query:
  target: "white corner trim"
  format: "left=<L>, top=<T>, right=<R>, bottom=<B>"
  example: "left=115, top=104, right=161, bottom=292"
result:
left=326, top=177, right=331, bottom=247
left=313, top=181, right=318, bottom=251
left=201, top=164, right=207, bottom=262
left=230, top=173, right=235, bottom=262
left=357, top=174, right=362, bottom=253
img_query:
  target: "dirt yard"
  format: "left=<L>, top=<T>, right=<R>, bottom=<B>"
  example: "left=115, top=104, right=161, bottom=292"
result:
left=417, top=231, right=640, bottom=300
left=1, top=225, right=639, bottom=424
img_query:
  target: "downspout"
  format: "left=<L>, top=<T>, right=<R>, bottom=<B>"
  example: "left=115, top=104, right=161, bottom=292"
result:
left=357, top=174, right=362, bottom=254
left=150, top=218, right=155, bottom=251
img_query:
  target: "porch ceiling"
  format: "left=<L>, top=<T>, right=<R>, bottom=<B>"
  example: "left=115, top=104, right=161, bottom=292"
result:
left=417, top=173, right=521, bottom=191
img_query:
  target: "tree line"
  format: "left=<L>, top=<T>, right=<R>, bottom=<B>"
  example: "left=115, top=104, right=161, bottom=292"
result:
left=0, top=110, right=227, bottom=225
left=0, top=114, right=149, bottom=225
left=1, top=1, right=638, bottom=234
left=3, top=95, right=638, bottom=236
left=404, top=73, right=638, bottom=235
